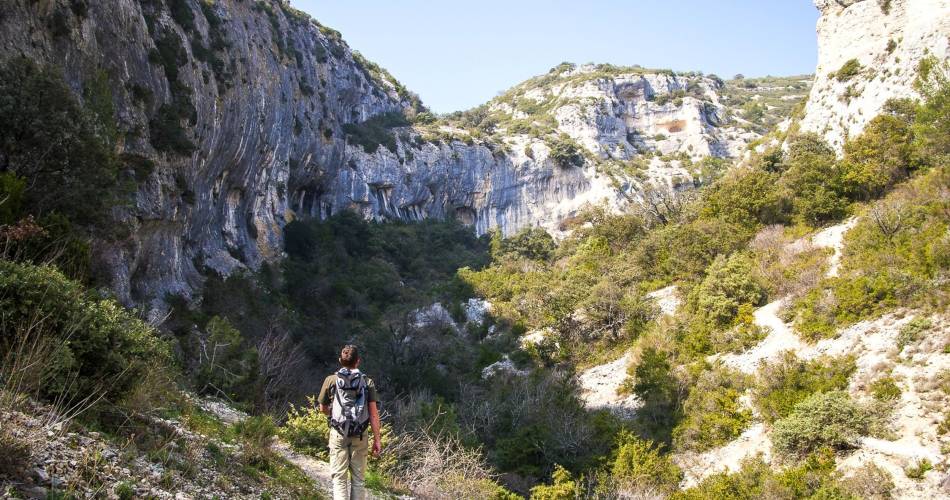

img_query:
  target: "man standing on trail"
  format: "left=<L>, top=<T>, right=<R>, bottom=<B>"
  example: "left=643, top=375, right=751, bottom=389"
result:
left=318, top=344, right=382, bottom=500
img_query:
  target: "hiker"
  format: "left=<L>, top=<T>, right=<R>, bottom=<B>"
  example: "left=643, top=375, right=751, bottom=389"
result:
left=318, top=344, right=382, bottom=500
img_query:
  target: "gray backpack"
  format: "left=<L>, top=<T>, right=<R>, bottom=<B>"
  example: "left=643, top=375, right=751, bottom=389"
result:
left=330, top=368, right=370, bottom=437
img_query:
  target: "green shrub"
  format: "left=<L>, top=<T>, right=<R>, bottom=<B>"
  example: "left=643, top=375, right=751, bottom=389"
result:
left=897, top=317, right=932, bottom=350
left=491, top=227, right=556, bottom=262
left=611, top=432, right=682, bottom=491
left=841, top=110, right=920, bottom=201
left=150, top=104, right=196, bottom=155
left=280, top=396, right=330, bottom=458
left=753, top=352, right=855, bottom=423
left=546, top=134, right=584, bottom=168
left=780, top=134, right=849, bottom=225
left=687, top=252, right=767, bottom=329
left=772, top=391, right=871, bottom=457
left=0, top=57, right=122, bottom=227
left=529, top=465, right=579, bottom=500
left=835, top=59, right=863, bottom=82
left=673, top=367, right=751, bottom=451
left=193, top=316, right=259, bottom=402
left=869, top=376, right=901, bottom=401
left=700, top=167, right=788, bottom=228
left=114, top=481, right=136, bottom=500
left=0, top=260, right=170, bottom=404
left=792, top=168, right=949, bottom=337
left=673, top=450, right=845, bottom=500
left=342, top=111, right=409, bottom=154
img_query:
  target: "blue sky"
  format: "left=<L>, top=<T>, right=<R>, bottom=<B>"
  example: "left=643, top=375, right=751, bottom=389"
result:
left=292, top=1, right=819, bottom=113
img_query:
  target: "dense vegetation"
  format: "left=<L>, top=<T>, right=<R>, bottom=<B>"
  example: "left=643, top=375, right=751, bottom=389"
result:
left=0, top=4, right=947, bottom=494
left=454, top=60, right=949, bottom=495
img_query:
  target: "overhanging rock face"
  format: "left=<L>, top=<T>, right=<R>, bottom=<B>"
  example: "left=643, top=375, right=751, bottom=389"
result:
left=801, top=0, right=950, bottom=152
left=0, top=1, right=832, bottom=310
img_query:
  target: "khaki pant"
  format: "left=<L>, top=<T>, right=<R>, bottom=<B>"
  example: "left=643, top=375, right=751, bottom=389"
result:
left=329, top=430, right=368, bottom=500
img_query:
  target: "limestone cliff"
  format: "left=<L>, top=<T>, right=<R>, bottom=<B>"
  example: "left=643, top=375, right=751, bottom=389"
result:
left=801, top=0, right=950, bottom=151
left=0, top=0, right=806, bottom=309
left=326, top=66, right=808, bottom=237
left=0, top=0, right=415, bottom=308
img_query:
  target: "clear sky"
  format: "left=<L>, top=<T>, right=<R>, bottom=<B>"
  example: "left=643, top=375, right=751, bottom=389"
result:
left=292, top=1, right=819, bottom=113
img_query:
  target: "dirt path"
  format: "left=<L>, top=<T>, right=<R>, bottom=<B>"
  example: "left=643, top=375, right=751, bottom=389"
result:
left=197, top=398, right=389, bottom=499
left=691, top=219, right=864, bottom=481
left=812, top=217, right=857, bottom=278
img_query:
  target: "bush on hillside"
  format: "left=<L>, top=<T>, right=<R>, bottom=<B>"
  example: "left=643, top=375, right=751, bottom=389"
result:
left=0, top=260, right=170, bottom=404
left=753, top=352, right=855, bottom=423
left=342, top=111, right=409, bottom=154
left=841, top=104, right=921, bottom=200
left=546, top=135, right=584, bottom=168
left=279, top=396, right=330, bottom=459
left=530, top=465, right=579, bottom=500
left=673, top=366, right=751, bottom=451
left=235, top=415, right=277, bottom=467
left=611, top=432, right=682, bottom=491
left=780, top=134, right=850, bottom=225
left=626, top=346, right=684, bottom=443
left=869, top=376, right=902, bottom=401
left=378, top=428, right=519, bottom=499
left=835, top=59, right=863, bottom=81
left=700, top=167, right=788, bottom=228
left=687, top=252, right=767, bottom=330
left=490, top=227, right=556, bottom=262
left=457, top=370, right=612, bottom=478
left=193, top=316, right=260, bottom=402
left=771, top=390, right=871, bottom=457
left=0, top=57, right=122, bottom=227
left=790, top=167, right=949, bottom=338
left=672, top=450, right=847, bottom=500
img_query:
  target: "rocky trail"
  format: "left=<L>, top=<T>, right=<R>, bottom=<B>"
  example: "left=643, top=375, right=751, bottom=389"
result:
left=197, top=399, right=337, bottom=497
left=197, top=399, right=392, bottom=500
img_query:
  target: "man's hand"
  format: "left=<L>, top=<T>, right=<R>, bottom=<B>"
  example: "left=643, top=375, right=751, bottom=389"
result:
left=368, top=401, right=382, bottom=456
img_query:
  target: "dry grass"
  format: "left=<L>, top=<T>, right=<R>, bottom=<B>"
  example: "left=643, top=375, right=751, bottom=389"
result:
left=750, top=225, right=830, bottom=299
left=0, top=421, right=30, bottom=477
left=379, top=430, right=498, bottom=499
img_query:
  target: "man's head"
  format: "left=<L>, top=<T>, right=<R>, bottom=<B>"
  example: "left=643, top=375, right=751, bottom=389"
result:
left=339, top=344, right=360, bottom=369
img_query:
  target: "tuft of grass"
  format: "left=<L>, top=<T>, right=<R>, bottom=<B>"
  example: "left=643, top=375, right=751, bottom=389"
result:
left=183, top=408, right=236, bottom=443
left=904, top=458, right=932, bottom=479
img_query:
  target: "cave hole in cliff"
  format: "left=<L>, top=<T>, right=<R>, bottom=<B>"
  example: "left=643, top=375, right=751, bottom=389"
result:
left=293, top=183, right=325, bottom=218
left=454, top=206, right=477, bottom=226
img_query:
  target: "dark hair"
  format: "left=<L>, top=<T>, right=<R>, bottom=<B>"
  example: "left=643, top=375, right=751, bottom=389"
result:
left=340, top=344, right=360, bottom=368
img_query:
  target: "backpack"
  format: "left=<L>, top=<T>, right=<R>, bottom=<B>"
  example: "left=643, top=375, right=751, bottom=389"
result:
left=329, top=368, right=370, bottom=437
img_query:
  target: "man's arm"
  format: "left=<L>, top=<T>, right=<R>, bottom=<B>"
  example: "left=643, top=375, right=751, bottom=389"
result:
left=368, top=401, right=381, bottom=456
left=317, top=376, right=332, bottom=415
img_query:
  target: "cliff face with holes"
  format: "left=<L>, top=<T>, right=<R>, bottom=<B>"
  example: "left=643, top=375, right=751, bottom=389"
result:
left=0, top=0, right=807, bottom=309
left=326, top=66, right=759, bottom=238
left=801, top=0, right=950, bottom=151
left=0, top=0, right=416, bottom=308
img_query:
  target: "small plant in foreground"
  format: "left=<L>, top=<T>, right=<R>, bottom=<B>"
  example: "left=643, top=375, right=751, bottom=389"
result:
left=904, top=458, right=932, bottom=479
